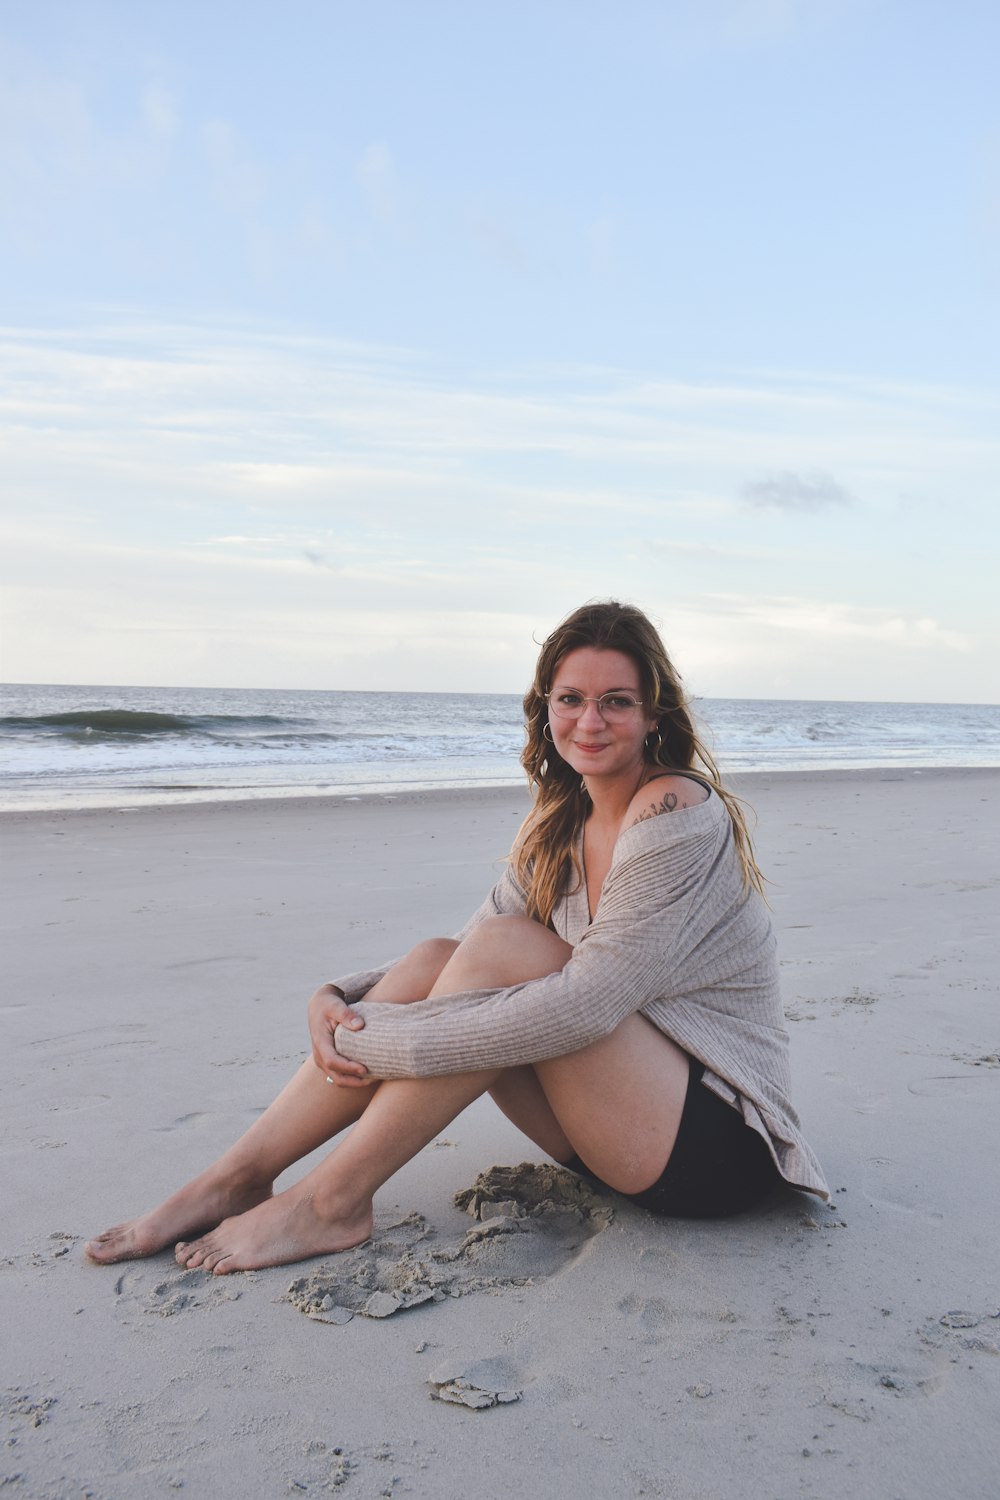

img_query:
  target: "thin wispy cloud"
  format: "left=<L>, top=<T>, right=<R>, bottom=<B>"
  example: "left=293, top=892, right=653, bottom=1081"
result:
left=691, top=593, right=971, bottom=652
left=0, top=317, right=995, bottom=699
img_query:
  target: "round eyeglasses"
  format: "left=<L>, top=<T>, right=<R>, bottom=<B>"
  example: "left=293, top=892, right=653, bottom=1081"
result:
left=545, top=690, right=644, bottom=721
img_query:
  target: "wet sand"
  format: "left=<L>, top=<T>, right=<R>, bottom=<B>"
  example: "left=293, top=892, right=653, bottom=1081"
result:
left=2, top=770, right=998, bottom=1497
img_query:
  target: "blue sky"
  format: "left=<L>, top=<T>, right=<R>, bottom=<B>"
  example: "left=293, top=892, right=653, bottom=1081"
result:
left=1, top=0, right=997, bottom=700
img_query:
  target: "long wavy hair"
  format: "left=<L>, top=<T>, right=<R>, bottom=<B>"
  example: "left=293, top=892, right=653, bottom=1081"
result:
left=512, top=600, right=765, bottom=926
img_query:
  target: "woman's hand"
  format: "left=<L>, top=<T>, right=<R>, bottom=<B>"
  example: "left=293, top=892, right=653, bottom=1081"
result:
left=308, top=983, right=372, bottom=1088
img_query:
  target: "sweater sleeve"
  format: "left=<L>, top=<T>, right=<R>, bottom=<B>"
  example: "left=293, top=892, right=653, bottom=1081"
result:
left=331, top=862, right=528, bottom=1003
left=334, top=811, right=726, bottom=1078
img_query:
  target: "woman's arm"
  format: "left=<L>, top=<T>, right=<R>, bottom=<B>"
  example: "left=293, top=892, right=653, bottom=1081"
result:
left=313, top=862, right=531, bottom=1084
left=335, top=808, right=732, bottom=1078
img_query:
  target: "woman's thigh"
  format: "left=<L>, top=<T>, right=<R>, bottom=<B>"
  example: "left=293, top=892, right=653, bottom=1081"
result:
left=533, top=1015, right=689, bottom=1195
left=427, top=914, right=573, bottom=997
left=490, top=1016, right=691, bottom=1197
left=437, top=915, right=688, bottom=1194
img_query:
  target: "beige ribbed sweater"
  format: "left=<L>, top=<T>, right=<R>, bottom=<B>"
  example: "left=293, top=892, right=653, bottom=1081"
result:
left=334, top=792, right=829, bottom=1200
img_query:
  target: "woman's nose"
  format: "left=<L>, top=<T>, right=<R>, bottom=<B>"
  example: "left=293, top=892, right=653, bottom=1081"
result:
left=578, top=698, right=605, bottom=727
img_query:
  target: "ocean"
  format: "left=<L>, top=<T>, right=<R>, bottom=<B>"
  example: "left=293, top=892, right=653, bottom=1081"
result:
left=1, top=683, right=998, bottom=812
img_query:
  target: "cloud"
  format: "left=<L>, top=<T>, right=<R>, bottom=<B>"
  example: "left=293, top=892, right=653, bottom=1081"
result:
left=1, top=317, right=995, bottom=698
left=689, top=593, right=972, bottom=652
left=0, top=47, right=185, bottom=235
left=741, top=470, right=853, bottom=512
left=649, top=538, right=783, bottom=563
left=644, top=590, right=993, bottom=705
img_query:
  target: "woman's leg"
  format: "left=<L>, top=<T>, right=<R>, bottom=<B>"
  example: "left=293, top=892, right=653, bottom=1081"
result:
left=85, top=939, right=459, bottom=1264
left=175, top=1064, right=505, bottom=1271
left=530, top=1017, right=690, bottom=1193
left=174, top=918, right=577, bottom=1273
left=489, top=1021, right=691, bottom=1194
left=465, top=922, right=691, bottom=1192
left=174, top=916, right=688, bottom=1275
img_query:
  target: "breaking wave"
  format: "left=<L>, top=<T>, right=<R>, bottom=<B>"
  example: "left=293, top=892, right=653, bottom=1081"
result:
left=0, top=709, right=297, bottom=742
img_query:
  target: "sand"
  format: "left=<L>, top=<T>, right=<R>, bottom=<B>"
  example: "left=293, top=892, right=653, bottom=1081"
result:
left=2, top=769, right=998, bottom=1498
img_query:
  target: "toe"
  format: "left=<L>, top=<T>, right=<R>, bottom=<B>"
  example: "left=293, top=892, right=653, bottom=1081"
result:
left=85, top=1231, right=124, bottom=1263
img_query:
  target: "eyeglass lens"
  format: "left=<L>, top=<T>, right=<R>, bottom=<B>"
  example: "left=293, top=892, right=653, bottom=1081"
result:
left=548, top=693, right=641, bottom=720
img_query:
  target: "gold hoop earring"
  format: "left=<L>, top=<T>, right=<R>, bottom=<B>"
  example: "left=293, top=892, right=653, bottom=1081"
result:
left=543, top=722, right=554, bottom=743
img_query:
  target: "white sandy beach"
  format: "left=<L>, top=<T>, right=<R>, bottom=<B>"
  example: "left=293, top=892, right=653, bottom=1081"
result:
left=2, top=769, right=998, bottom=1498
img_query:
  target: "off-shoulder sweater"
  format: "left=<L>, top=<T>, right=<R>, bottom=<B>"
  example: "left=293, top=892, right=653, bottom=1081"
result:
left=333, top=791, right=829, bottom=1200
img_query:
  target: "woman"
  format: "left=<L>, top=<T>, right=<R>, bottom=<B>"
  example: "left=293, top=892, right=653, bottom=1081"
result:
left=86, top=601, right=828, bottom=1275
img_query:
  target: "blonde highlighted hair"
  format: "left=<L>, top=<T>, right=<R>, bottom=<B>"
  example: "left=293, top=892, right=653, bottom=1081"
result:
left=512, top=600, right=765, bottom=926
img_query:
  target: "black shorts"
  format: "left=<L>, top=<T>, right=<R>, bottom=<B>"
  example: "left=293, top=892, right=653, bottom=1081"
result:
left=564, top=1059, right=782, bottom=1219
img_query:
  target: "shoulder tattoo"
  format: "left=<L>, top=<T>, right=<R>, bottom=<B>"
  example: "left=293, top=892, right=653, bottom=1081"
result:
left=631, top=790, right=679, bottom=825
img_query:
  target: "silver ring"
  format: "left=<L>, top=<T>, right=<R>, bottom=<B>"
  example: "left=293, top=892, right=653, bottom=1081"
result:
left=325, top=1076, right=335, bottom=1084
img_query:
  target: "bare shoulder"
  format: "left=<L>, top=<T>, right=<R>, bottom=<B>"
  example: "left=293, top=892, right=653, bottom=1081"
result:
left=626, top=774, right=711, bottom=828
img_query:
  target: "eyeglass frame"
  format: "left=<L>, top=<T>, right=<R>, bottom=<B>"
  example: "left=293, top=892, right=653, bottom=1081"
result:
left=544, top=689, right=646, bottom=721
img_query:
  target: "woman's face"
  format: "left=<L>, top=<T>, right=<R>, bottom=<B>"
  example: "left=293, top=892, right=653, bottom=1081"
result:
left=546, top=647, right=657, bottom=785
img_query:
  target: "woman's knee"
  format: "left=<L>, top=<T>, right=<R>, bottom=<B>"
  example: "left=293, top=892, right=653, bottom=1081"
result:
left=367, top=937, right=459, bottom=1003
left=407, top=936, right=460, bottom=968
left=398, top=937, right=460, bottom=992
left=463, top=914, right=568, bottom=951
left=445, top=914, right=572, bottom=988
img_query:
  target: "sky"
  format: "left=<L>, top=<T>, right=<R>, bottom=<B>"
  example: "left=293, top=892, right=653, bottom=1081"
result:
left=1, top=0, right=997, bottom=702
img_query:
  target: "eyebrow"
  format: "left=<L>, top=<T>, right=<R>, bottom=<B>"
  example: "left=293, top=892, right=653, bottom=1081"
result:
left=551, top=682, right=641, bottom=693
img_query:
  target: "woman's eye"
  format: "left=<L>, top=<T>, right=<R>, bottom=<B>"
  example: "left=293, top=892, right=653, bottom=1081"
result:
left=557, top=693, right=584, bottom=706
left=605, top=696, right=636, bottom=710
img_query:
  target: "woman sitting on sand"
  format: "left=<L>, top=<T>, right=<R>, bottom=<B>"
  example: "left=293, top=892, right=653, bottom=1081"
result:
left=87, top=601, right=828, bottom=1275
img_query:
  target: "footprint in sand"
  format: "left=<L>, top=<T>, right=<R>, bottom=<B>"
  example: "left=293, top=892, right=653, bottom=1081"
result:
left=4, top=1231, right=83, bottom=1274
left=2, top=1388, right=58, bottom=1429
left=616, top=1292, right=676, bottom=1343
left=28, top=1023, right=153, bottom=1065
left=921, top=1308, right=1000, bottom=1357
left=285, top=1162, right=612, bottom=1326
left=150, top=1112, right=211, bottom=1132
left=906, top=1074, right=995, bottom=1098
left=112, top=1264, right=243, bottom=1317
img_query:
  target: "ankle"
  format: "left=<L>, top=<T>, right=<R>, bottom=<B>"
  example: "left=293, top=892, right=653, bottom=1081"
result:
left=311, top=1183, right=372, bottom=1226
left=211, top=1157, right=274, bottom=1196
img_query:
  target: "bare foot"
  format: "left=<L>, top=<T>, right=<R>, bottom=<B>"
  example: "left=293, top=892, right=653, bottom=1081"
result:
left=85, top=1169, right=273, bottom=1265
left=175, top=1183, right=373, bottom=1274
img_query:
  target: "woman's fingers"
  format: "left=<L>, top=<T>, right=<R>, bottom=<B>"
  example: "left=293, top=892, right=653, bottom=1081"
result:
left=307, top=984, right=370, bottom=1084
left=315, top=1013, right=360, bottom=1067
left=320, top=1012, right=369, bottom=1077
left=313, top=1043, right=369, bottom=1083
left=320, top=1042, right=373, bottom=1087
left=336, top=1008, right=365, bottom=1030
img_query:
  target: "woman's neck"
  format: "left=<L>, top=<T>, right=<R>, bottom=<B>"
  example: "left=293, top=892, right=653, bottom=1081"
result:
left=583, top=762, right=651, bottom=834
